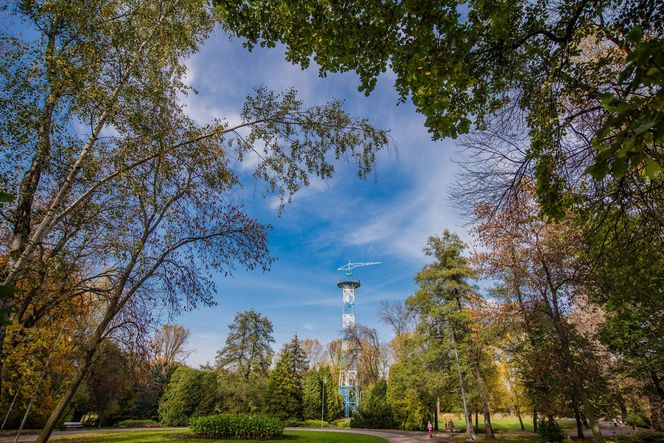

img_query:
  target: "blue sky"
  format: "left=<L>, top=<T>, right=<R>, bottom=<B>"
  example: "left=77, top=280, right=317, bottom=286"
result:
left=171, top=27, right=469, bottom=367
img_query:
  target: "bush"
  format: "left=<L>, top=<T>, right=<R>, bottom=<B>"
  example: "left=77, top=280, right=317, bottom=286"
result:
left=158, top=367, right=217, bottom=426
left=350, top=380, right=397, bottom=429
left=115, top=419, right=160, bottom=428
left=629, top=430, right=664, bottom=443
left=537, top=417, right=566, bottom=443
left=189, top=414, right=284, bottom=439
left=626, top=414, right=651, bottom=429
left=333, top=418, right=351, bottom=428
left=301, top=419, right=330, bottom=428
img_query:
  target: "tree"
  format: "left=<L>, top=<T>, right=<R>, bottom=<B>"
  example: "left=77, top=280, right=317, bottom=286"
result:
left=386, top=334, right=435, bottom=431
left=472, top=187, right=606, bottom=441
left=300, top=338, right=325, bottom=369
left=0, top=0, right=389, bottom=397
left=216, top=310, right=274, bottom=378
left=158, top=367, right=217, bottom=426
left=265, top=341, right=304, bottom=421
left=318, top=365, right=343, bottom=422
left=346, top=324, right=388, bottom=389
left=154, top=325, right=192, bottom=368
left=215, top=0, right=663, bottom=217
left=283, top=335, right=310, bottom=380
left=407, top=231, right=480, bottom=440
left=378, top=299, right=413, bottom=337
left=2, top=1, right=389, bottom=438
left=583, top=210, right=664, bottom=430
left=85, top=340, right=133, bottom=426
left=216, top=368, right=267, bottom=414
left=302, top=369, right=322, bottom=420
left=351, top=380, right=396, bottom=429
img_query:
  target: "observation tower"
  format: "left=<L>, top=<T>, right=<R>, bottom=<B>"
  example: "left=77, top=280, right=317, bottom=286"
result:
left=336, top=261, right=381, bottom=417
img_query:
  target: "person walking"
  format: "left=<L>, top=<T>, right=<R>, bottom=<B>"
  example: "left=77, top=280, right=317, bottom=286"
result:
left=428, top=421, right=434, bottom=438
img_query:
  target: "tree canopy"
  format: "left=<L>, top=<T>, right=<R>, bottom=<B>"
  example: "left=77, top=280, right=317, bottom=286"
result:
left=215, top=0, right=663, bottom=217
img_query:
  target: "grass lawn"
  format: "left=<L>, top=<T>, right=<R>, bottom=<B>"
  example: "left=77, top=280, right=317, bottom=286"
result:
left=440, top=414, right=577, bottom=433
left=51, top=429, right=387, bottom=443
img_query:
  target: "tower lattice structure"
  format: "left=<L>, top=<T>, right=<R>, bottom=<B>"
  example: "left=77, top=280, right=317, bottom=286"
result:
left=336, top=261, right=380, bottom=417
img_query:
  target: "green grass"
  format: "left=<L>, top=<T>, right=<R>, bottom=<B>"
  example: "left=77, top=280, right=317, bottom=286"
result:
left=52, top=429, right=387, bottom=443
left=440, top=414, right=576, bottom=433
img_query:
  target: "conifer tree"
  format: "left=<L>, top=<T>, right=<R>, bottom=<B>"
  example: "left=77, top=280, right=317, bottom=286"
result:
left=302, top=369, right=321, bottom=420
left=265, top=336, right=309, bottom=420
left=216, top=310, right=274, bottom=378
left=319, top=366, right=343, bottom=421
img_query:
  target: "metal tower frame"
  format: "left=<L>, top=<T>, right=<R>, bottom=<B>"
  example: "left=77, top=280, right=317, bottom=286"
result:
left=336, top=261, right=380, bottom=417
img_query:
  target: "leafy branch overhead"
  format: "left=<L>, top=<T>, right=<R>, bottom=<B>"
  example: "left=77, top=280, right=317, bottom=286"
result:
left=232, top=86, right=389, bottom=208
left=215, top=0, right=663, bottom=215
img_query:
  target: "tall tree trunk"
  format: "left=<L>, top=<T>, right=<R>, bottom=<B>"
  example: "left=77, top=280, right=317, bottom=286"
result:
left=533, top=409, right=538, bottom=433
left=435, top=398, right=439, bottom=431
left=0, top=9, right=172, bottom=380
left=471, top=356, right=495, bottom=439
left=516, top=409, right=525, bottom=431
left=0, top=26, right=60, bottom=388
left=475, top=409, right=478, bottom=429
left=450, top=327, right=475, bottom=441
left=35, top=299, right=122, bottom=442
left=649, top=370, right=664, bottom=431
left=540, top=260, right=604, bottom=443
left=573, top=398, right=584, bottom=439
left=35, top=351, right=92, bottom=443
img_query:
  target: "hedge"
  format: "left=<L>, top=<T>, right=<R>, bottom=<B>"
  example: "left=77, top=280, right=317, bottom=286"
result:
left=189, top=414, right=284, bottom=439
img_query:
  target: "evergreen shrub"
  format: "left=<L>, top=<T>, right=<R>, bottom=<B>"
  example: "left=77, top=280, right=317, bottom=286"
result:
left=537, top=417, right=566, bottom=442
left=350, top=381, right=396, bottom=429
left=189, top=414, right=284, bottom=439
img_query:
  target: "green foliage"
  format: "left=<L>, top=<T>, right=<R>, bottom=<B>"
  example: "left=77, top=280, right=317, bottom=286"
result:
left=333, top=418, right=351, bottom=429
left=216, top=309, right=274, bottom=377
left=217, top=370, right=267, bottom=414
left=301, top=419, right=330, bottom=427
left=158, top=367, right=217, bottom=426
left=302, top=369, right=322, bottom=420
left=629, top=430, right=664, bottom=443
left=627, top=414, right=652, bottom=429
left=350, top=380, right=396, bottom=429
left=215, top=0, right=663, bottom=215
left=590, top=33, right=664, bottom=180
left=386, top=342, right=433, bottom=432
left=319, top=366, right=344, bottom=422
left=537, top=417, right=566, bottom=443
left=265, top=341, right=305, bottom=420
left=189, top=413, right=284, bottom=439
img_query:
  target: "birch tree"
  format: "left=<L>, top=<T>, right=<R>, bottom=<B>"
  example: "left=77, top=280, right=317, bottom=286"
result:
left=1, top=0, right=388, bottom=398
